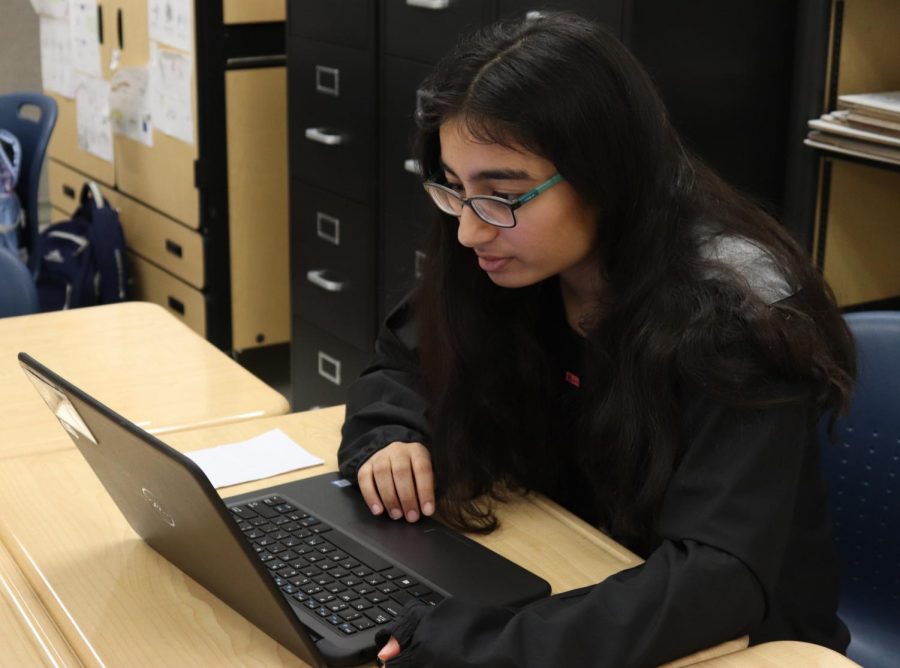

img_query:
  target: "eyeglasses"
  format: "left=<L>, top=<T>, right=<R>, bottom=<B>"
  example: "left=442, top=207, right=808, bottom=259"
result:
left=423, top=173, right=564, bottom=228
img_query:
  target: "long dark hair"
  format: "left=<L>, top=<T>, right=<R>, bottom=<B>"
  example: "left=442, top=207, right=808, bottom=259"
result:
left=411, top=13, right=854, bottom=546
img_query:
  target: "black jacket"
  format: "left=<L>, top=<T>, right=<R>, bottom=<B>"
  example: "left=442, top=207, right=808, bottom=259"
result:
left=338, top=298, right=849, bottom=667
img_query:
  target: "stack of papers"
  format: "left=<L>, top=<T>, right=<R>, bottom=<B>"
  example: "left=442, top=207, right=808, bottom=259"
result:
left=805, top=91, right=900, bottom=167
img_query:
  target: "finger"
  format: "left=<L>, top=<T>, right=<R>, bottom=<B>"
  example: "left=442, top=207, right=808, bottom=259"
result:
left=391, top=455, right=421, bottom=522
left=356, top=461, right=384, bottom=515
left=410, top=448, right=435, bottom=516
left=372, top=455, right=403, bottom=521
left=377, top=636, right=401, bottom=663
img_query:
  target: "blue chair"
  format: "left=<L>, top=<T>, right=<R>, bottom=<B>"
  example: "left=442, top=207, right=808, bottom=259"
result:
left=821, top=311, right=900, bottom=668
left=0, top=93, right=58, bottom=276
left=0, top=246, right=38, bottom=316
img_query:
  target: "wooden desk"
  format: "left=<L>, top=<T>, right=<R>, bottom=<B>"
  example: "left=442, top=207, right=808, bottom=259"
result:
left=0, top=408, right=856, bottom=667
left=690, top=641, right=859, bottom=667
left=0, top=301, right=289, bottom=460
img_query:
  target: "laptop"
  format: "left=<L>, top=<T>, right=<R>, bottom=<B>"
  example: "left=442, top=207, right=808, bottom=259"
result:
left=20, top=353, right=550, bottom=667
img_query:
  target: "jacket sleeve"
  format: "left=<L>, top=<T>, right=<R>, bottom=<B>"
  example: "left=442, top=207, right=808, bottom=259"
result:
left=381, top=383, right=814, bottom=667
left=338, top=299, right=431, bottom=480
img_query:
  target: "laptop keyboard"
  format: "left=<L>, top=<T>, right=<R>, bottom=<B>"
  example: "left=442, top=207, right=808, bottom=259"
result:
left=229, top=495, right=445, bottom=637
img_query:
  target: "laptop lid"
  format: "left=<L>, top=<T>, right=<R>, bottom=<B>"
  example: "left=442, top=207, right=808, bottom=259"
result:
left=19, top=353, right=326, bottom=667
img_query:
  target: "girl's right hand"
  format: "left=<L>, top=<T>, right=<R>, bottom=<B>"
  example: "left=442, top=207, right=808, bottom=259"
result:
left=357, top=441, right=435, bottom=523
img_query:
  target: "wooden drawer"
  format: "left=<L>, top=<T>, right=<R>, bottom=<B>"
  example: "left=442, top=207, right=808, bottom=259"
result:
left=224, top=0, right=286, bottom=24
left=48, top=159, right=88, bottom=216
left=288, top=0, right=375, bottom=49
left=105, top=189, right=205, bottom=289
left=291, top=181, right=376, bottom=350
left=383, top=0, right=492, bottom=64
left=289, top=39, right=377, bottom=202
left=128, top=252, right=207, bottom=337
left=47, top=160, right=205, bottom=289
left=291, top=317, right=371, bottom=410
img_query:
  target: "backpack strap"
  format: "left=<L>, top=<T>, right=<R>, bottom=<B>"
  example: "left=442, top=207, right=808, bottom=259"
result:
left=77, top=182, right=127, bottom=303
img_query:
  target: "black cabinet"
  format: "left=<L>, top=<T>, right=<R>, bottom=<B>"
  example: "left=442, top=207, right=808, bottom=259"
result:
left=288, top=0, right=810, bottom=409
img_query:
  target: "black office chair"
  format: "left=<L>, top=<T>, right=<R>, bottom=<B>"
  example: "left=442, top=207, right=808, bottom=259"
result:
left=0, top=92, right=58, bottom=276
left=821, top=311, right=900, bottom=668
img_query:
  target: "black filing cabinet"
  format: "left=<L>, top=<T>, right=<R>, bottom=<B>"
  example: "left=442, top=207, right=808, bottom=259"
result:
left=287, top=0, right=377, bottom=409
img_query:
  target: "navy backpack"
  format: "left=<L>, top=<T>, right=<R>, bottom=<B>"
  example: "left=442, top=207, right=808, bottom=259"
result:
left=36, top=182, right=128, bottom=311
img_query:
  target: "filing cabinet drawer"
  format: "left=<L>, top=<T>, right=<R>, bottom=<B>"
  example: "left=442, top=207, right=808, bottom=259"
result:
left=497, top=1, right=624, bottom=35
left=224, top=0, right=285, bottom=24
left=289, top=39, right=377, bottom=202
left=104, top=190, right=205, bottom=289
left=292, top=318, right=371, bottom=409
left=383, top=0, right=492, bottom=63
left=47, top=159, right=88, bottom=216
left=128, top=253, right=208, bottom=337
left=292, top=182, right=376, bottom=350
left=288, top=0, right=375, bottom=49
left=381, top=211, right=430, bottom=322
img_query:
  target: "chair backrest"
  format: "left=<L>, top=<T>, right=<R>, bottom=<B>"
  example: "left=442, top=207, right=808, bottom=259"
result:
left=821, top=311, right=900, bottom=667
left=0, top=93, right=58, bottom=276
left=0, top=246, right=39, bottom=317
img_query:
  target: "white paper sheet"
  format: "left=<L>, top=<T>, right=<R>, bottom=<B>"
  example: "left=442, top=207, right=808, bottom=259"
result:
left=73, top=73, right=113, bottom=161
left=69, top=0, right=101, bottom=78
left=30, top=0, right=69, bottom=18
left=39, top=15, right=74, bottom=98
left=184, top=429, right=325, bottom=489
left=148, top=0, right=193, bottom=53
left=111, top=67, right=153, bottom=146
left=148, top=42, right=194, bottom=145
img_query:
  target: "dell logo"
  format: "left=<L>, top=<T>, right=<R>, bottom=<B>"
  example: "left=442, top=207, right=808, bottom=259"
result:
left=141, top=487, right=176, bottom=527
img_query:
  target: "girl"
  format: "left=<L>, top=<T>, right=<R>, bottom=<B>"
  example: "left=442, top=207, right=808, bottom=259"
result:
left=338, top=13, right=854, bottom=667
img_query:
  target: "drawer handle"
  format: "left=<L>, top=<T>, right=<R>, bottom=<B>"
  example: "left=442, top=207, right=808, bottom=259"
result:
left=306, top=269, right=347, bottom=292
left=315, top=65, right=340, bottom=96
left=165, top=239, right=183, bottom=258
left=317, top=351, right=342, bottom=386
left=305, top=127, right=348, bottom=146
left=316, top=212, right=341, bottom=245
left=167, top=296, right=185, bottom=315
left=403, top=159, right=422, bottom=176
left=62, top=184, right=76, bottom=199
left=406, top=0, right=450, bottom=9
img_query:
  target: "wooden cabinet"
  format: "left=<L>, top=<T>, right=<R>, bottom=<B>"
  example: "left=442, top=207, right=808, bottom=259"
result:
left=811, top=0, right=900, bottom=307
left=44, top=1, right=288, bottom=351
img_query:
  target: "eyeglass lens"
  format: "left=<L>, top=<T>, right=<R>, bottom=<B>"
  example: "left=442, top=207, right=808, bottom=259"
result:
left=424, top=185, right=515, bottom=228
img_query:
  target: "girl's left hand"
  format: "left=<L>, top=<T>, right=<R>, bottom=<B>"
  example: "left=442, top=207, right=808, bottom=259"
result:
left=377, top=636, right=401, bottom=664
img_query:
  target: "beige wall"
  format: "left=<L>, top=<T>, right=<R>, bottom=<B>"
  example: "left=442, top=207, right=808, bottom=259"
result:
left=0, top=0, right=41, bottom=95
left=0, top=0, right=49, bottom=220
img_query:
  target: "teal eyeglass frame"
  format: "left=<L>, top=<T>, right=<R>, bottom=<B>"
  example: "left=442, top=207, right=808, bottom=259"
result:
left=423, top=172, right=564, bottom=228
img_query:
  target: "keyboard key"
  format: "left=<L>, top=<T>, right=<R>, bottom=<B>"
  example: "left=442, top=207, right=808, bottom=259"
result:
left=313, top=592, right=336, bottom=604
left=311, top=524, right=332, bottom=534
left=231, top=506, right=257, bottom=519
left=275, top=503, right=295, bottom=513
left=381, top=601, right=404, bottom=618
left=339, top=609, right=361, bottom=622
left=300, top=517, right=321, bottom=527
left=364, top=608, right=392, bottom=625
left=338, top=592, right=358, bottom=603
left=408, top=585, right=432, bottom=598
left=352, top=617, right=376, bottom=631
left=381, top=568, right=407, bottom=581
left=326, top=583, right=346, bottom=594
left=337, top=622, right=358, bottom=635
left=247, top=501, right=279, bottom=519
left=326, top=614, right=343, bottom=626
left=421, top=593, right=445, bottom=606
left=301, top=584, right=323, bottom=595
left=390, top=590, right=415, bottom=607
left=377, top=582, right=399, bottom=595
left=327, top=601, right=348, bottom=613
left=350, top=600, right=373, bottom=612
left=262, top=496, right=284, bottom=506
left=396, top=577, right=418, bottom=588
left=353, top=585, right=376, bottom=596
